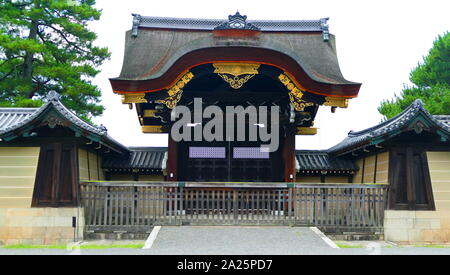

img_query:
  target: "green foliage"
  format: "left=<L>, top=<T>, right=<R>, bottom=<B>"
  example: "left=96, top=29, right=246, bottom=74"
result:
left=378, top=32, right=450, bottom=119
left=3, top=243, right=145, bottom=249
left=0, top=0, right=110, bottom=119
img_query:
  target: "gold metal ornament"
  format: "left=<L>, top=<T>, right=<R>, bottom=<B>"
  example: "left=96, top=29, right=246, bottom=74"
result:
left=279, top=73, right=315, bottom=111
left=218, top=74, right=256, bottom=89
left=156, top=71, right=194, bottom=109
left=142, top=125, right=164, bottom=133
left=143, top=109, right=157, bottom=118
left=156, top=91, right=184, bottom=109
left=213, top=63, right=260, bottom=89
left=121, top=93, right=147, bottom=104
left=324, top=97, right=349, bottom=108
left=296, top=127, right=318, bottom=135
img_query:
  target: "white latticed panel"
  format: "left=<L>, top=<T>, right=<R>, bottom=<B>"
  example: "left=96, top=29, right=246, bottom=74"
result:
left=233, top=147, right=270, bottom=159
left=189, top=147, right=226, bottom=159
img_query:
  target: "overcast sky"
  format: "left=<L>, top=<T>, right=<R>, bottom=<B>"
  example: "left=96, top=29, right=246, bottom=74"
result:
left=89, top=0, right=449, bottom=150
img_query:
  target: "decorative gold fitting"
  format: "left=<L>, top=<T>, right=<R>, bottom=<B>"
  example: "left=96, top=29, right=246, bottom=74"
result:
left=121, top=93, right=147, bottom=104
left=213, top=63, right=260, bottom=76
left=218, top=74, right=256, bottom=89
left=213, top=63, right=260, bottom=89
left=324, top=97, right=349, bottom=108
left=143, top=109, right=157, bottom=118
left=296, top=127, right=318, bottom=135
left=168, top=71, right=194, bottom=97
left=142, top=125, right=164, bottom=133
left=279, top=73, right=315, bottom=111
left=156, top=71, right=194, bottom=109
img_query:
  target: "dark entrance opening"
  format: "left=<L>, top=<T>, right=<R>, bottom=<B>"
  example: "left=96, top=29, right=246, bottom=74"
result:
left=175, top=89, right=287, bottom=182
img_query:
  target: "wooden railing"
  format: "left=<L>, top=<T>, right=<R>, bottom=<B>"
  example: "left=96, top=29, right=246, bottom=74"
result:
left=80, top=182, right=388, bottom=233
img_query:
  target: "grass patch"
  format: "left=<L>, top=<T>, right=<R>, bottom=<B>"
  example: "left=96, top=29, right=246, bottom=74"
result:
left=2, top=243, right=144, bottom=250
left=413, top=245, right=449, bottom=248
left=79, top=244, right=144, bottom=250
left=335, top=242, right=364, bottom=249
left=3, top=244, right=67, bottom=249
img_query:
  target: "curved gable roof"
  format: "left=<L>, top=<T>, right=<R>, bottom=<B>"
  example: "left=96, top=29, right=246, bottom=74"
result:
left=110, top=14, right=361, bottom=98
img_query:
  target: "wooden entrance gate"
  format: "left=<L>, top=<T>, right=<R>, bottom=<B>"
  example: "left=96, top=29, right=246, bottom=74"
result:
left=81, top=182, right=388, bottom=233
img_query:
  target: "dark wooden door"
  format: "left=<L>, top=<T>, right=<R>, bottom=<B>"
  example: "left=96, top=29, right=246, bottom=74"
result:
left=179, top=141, right=284, bottom=182
left=388, top=147, right=435, bottom=210
left=32, top=143, right=79, bottom=207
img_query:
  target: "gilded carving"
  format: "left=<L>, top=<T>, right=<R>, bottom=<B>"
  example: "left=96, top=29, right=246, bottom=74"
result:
left=121, top=93, right=147, bottom=104
left=296, top=127, right=318, bottom=135
left=156, top=71, right=194, bottom=109
left=324, top=97, right=349, bottom=108
left=143, top=109, right=157, bottom=117
left=156, top=91, right=183, bottom=109
left=218, top=74, right=256, bottom=89
left=142, top=125, right=164, bottom=133
left=167, top=71, right=194, bottom=97
left=213, top=63, right=260, bottom=89
left=279, top=73, right=315, bottom=111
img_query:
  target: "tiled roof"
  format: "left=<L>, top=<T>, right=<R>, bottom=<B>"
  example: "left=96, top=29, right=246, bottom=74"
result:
left=296, top=150, right=358, bottom=172
left=102, top=147, right=358, bottom=173
left=0, top=92, right=127, bottom=154
left=0, top=108, right=37, bottom=131
left=329, top=99, right=450, bottom=155
left=103, top=147, right=166, bottom=171
left=435, top=115, right=450, bottom=127
left=135, top=14, right=327, bottom=32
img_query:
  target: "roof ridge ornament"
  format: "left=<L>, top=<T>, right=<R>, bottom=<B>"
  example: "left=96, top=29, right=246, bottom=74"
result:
left=132, top=13, right=142, bottom=37
left=214, top=12, right=260, bottom=31
left=413, top=98, right=425, bottom=107
left=46, top=91, right=61, bottom=102
left=320, top=18, right=330, bottom=41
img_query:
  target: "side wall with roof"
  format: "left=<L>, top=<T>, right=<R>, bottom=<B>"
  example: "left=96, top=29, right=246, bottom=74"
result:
left=384, top=150, right=450, bottom=243
left=353, top=152, right=389, bottom=184
left=427, top=151, right=450, bottom=211
left=78, top=148, right=105, bottom=181
left=0, top=147, right=40, bottom=208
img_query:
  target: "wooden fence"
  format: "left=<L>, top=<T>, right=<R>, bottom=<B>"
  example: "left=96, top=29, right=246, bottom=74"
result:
left=80, top=182, right=388, bottom=233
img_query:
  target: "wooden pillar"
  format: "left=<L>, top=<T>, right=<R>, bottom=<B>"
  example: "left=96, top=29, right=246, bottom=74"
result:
left=167, top=134, right=178, bottom=181
left=283, top=130, right=296, bottom=182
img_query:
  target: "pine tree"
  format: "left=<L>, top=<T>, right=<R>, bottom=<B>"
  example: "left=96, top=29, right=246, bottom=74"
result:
left=0, top=0, right=110, bottom=120
left=378, top=32, right=450, bottom=119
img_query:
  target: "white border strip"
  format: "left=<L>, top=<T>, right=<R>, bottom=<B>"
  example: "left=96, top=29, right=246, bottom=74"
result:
left=310, top=227, right=339, bottom=249
left=143, top=226, right=161, bottom=249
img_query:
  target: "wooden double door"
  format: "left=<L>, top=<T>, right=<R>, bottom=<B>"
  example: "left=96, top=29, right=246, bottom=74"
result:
left=32, top=143, right=79, bottom=207
left=178, top=141, right=284, bottom=182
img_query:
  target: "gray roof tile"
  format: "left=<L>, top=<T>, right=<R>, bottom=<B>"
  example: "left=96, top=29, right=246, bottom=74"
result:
left=103, top=147, right=166, bottom=170
left=135, top=14, right=326, bottom=32
left=296, top=150, right=358, bottom=172
left=0, top=92, right=127, bottom=154
left=0, top=108, right=37, bottom=131
left=328, top=99, right=450, bottom=155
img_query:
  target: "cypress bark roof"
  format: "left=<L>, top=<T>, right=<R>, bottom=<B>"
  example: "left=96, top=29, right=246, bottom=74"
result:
left=111, top=14, right=361, bottom=97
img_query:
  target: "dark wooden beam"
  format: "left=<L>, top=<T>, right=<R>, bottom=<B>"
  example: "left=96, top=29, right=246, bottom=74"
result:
left=283, top=129, right=296, bottom=182
left=167, top=134, right=178, bottom=181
